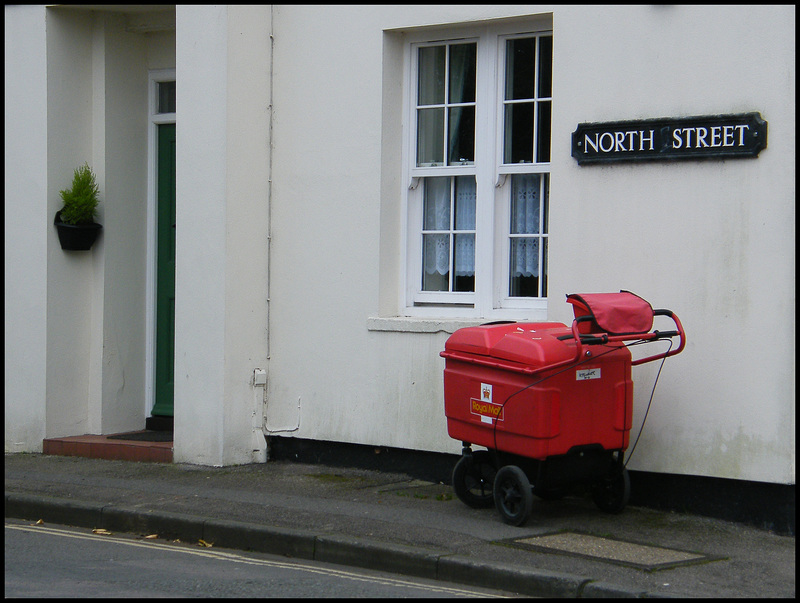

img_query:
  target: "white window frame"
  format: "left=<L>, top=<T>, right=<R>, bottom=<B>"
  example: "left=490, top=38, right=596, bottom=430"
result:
left=401, top=20, right=552, bottom=321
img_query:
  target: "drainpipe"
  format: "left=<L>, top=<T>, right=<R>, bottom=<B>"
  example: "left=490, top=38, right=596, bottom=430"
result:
left=260, top=6, right=301, bottom=444
left=266, top=4, right=274, bottom=362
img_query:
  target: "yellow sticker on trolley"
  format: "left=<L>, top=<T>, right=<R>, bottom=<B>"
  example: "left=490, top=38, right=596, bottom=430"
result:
left=471, top=383, right=503, bottom=422
left=471, top=398, right=504, bottom=421
left=469, top=383, right=503, bottom=423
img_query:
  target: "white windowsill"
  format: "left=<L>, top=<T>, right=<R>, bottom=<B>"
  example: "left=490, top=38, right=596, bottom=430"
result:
left=366, top=316, right=485, bottom=334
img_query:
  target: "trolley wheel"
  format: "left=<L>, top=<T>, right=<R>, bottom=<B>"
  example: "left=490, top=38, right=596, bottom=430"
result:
left=493, top=465, right=534, bottom=526
left=591, top=466, right=630, bottom=514
left=452, top=450, right=497, bottom=509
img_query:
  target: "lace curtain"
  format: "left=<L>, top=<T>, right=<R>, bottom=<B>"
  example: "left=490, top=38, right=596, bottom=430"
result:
left=422, top=174, right=541, bottom=282
left=510, top=174, right=541, bottom=278
left=423, top=177, right=476, bottom=277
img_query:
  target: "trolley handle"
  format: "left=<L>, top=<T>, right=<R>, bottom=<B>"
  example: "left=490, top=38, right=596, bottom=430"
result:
left=557, top=309, right=686, bottom=366
left=650, top=312, right=680, bottom=339
left=630, top=308, right=686, bottom=365
left=556, top=328, right=608, bottom=345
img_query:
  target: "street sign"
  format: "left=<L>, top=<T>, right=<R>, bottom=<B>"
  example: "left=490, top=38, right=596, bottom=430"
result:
left=571, top=112, right=767, bottom=164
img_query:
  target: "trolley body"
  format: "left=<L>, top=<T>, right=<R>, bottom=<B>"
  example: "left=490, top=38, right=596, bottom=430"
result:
left=442, top=322, right=633, bottom=460
left=440, top=292, right=685, bottom=524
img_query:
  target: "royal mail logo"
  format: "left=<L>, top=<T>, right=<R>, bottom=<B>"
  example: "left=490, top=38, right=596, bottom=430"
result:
left=471, top=382, right=502, bottom=422
left=471, top=399, right=504, bottom=421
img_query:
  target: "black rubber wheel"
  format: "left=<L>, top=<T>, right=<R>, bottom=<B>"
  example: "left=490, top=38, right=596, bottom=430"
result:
left=452, top=450, right=497, bottom=509
left=591, top=466, right=630, bottom=514
left=493, top=465, right=534, bottom=526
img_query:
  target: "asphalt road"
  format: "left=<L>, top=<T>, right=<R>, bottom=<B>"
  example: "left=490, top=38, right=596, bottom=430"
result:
left=5, top=519, right=522, bottom=598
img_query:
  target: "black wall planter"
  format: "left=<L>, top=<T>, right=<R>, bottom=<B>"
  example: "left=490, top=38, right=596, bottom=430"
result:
left=54, top=211, right=102, bottom=251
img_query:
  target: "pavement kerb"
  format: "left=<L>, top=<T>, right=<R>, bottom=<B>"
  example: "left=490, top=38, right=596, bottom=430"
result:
left=203, top=518, right=318, bottom=560
left=6, top=492, right=104, bottom=530
left=6, top=492, right=662, bottom=598
left=578, top=581, right=653, bottom=598
left=315, top=533, right=443, bottom=580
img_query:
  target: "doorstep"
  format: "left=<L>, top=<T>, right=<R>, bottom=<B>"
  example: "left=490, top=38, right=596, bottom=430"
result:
left=42, top=432, right=173, bottom=463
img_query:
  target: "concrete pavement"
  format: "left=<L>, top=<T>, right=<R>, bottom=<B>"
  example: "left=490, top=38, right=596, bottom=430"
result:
left=5, top=453, right=795, bottom=598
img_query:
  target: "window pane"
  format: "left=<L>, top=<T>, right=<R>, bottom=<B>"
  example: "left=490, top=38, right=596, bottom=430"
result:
left=157, top=81, right=176, bottom=114
left=538, top=36, right=553, bottom=98
left=509, top=237, right=539, bottom=297
left=542, top=174, right=549, bottom=234
left=541, top=238, right=548, bottom=296
left=510, top=174, right=541, bottom=234
left=448, top=43, right=476, bottom=103
left=509, top=173, right=546, bottom=298
left=537, top=101, right=552, bottom=163
left=423, top=177, right=450, bottom=230
left=418, top=46, right=445, bottom=105
left=417, top=107, right=444, bottom=166
left=423, top=233, right=449, bottom=291
left=454, top=176, right=476, bottom=230
left=448, top=106, right=475, bottom=165
left=505, top=38, right=535, bottom=100
left=421, top=176, right=476, bottom=293
left=504, top=102, right=534, bottom=163
left=409, top=31, right=552, bottom=307
left=453, top=233, right=475, bottom=291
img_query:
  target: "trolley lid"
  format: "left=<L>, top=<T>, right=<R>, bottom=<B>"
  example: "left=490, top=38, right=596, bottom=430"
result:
left=443, top=322, right=577, bottom=370
left=566, top=291, right=654, bottom=335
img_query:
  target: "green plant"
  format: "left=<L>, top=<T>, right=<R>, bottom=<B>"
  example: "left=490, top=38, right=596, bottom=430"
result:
left=58, top=163, right=100, bottom=225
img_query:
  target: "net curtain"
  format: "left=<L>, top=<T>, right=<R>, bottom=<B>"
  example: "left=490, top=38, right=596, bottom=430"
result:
left=510, top=173, right=542, bottom=278
left=422, top=174, right=541, bottom=279
left=423, top=177, right=475, bottom=278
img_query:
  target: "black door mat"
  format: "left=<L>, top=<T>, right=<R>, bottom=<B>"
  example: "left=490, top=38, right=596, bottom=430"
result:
left=107, top=431, right=173, bottom=442
left=146, top=415, right=174, bottom=431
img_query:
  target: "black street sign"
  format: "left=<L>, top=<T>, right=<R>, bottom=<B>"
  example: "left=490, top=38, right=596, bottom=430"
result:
left=571, top=112, right=767, bottom=165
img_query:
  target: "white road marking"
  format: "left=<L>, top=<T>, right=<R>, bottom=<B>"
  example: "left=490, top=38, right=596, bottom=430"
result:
left=6, top=522, right=510, bottom=597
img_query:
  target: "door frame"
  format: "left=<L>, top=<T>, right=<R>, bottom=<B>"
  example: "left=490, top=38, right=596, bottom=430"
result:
left=145, top=68, right=176, bottom=420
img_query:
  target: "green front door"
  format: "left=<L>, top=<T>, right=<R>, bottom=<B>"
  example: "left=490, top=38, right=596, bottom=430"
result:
left=152, top=123, right=176, bottom=417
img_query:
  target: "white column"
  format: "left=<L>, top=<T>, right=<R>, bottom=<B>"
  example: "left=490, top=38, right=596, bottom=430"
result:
left=174, top=5, right=229, bottom=464
left=174, top=5, right=271, bottom=465
left=4, top=5, right=49, bottom=451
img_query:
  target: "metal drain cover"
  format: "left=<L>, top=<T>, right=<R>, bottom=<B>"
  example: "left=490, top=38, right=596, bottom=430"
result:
left=510, top=532, right=720, bottom=570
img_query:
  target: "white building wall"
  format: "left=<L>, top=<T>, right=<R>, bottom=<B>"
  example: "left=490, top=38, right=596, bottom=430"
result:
left=173, top=5, right=271, bottom=465
left=45, top=8, right=97, bottom=439
left=4, top=5, right=794, bottom=485
left=267, top=5, right=561, bottom=455
left=265, top=5, right=795, bottom=484
left=44, top=8, right=170, bottom=440
left=173, top=5, right=228, bottom=465
left=4, top=5, right=49, bottom=451
left=221, top=6, right=272, bottom=464
left=97, top=11, right=150, bottom=434
left=5, top=5, right=174, bottom=450
left=549, top=4, right=795, bottom=483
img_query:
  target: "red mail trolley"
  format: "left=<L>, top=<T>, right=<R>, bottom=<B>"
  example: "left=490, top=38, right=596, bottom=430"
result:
left=441, top=291, right=685, bottom=525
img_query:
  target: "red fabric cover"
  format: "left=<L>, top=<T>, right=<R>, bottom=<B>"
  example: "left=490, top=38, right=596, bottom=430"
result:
left=566, top=291, right=654, bottom=335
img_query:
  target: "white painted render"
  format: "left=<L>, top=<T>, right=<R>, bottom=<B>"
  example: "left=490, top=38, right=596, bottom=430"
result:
left=267, top=4, right=795, bottom=484
left=4, top=5, right=795, bottom=485
left=173, top=5, right=271, bottom=466
left=4, top=5, right=49, bottom=452
left=6, top=5, right=172, bottom=445
left=548, top=5, right=796, bottom=481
